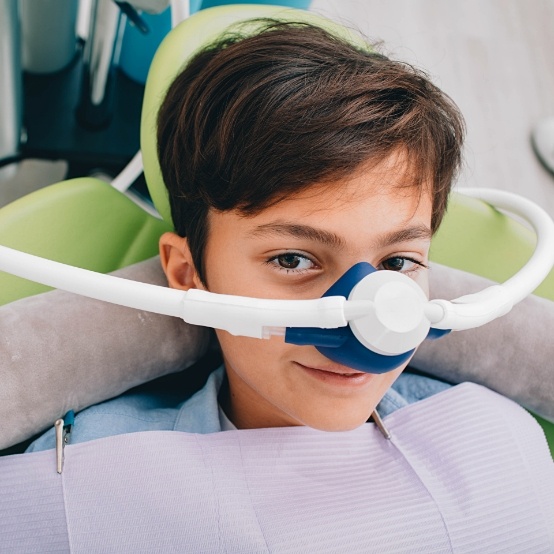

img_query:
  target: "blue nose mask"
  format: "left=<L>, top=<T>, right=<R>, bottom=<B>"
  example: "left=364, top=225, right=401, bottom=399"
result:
left=285, top=262, right=449, bottom=374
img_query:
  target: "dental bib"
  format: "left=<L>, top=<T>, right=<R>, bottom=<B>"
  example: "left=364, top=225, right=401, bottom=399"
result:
left=2, top=384, right=553, bottom=553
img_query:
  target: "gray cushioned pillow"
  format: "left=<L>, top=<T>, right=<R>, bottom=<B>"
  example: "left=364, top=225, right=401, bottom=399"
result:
left=0, top=258, right=209, bottom=450
left=413, top=264, right=554, bottom=421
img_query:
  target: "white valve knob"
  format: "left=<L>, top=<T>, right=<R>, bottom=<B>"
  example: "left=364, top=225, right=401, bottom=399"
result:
left=348, top=271, right=431, bottom=355
left=374, top=281, right=426, bottom=333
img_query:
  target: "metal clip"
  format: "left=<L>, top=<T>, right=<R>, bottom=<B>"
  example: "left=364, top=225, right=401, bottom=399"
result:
left=371, top=409, right=391, bottom=440
left=55, top=410, right=74, bottom=474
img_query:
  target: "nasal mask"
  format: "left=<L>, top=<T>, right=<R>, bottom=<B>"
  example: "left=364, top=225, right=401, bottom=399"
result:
left=1, top=188, right=553, bottom=374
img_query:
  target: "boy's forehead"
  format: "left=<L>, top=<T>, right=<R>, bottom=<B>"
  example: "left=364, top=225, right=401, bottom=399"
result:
left=203, top=152, right=434, bottom=257
left=210, top=167, right=433, bottom=251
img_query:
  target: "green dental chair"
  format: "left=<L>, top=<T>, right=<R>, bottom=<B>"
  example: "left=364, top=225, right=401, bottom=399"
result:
left=0, top=5, right=552, bottom=455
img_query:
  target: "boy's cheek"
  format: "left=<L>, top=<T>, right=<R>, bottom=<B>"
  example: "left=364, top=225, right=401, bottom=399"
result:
left=217, top=330, right=410, bottom=431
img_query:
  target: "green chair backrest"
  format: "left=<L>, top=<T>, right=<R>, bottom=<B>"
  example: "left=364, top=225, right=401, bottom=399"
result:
left=0, top=178, right=171, bottom=306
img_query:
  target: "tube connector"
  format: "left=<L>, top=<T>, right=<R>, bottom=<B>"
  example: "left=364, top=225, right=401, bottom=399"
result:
left=429, top=285, right=514, bottom=331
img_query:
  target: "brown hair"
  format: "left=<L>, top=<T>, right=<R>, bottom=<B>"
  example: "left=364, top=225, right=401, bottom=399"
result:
left=157, top=20, right=465, bottom=284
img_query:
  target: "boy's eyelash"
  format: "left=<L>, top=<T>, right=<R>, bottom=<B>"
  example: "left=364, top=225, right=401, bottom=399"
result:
left=265, top=252, right=318, bottom=274
left=380, top=256, right=429, bottom=274
left=400, top=256, right=428, bottom=268
left=266, top=253, right=427, bottom=276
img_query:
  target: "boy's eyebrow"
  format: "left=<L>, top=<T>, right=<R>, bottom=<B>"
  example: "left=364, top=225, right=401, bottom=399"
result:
left=249, top=222, right=345, bottom=249
left=249, top=221, right=432, bottom=249
left=375, top=224, right=432, bottom=248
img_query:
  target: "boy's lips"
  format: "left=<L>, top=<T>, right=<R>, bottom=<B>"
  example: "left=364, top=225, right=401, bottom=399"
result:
left=294, top=362, right=373, bottom=386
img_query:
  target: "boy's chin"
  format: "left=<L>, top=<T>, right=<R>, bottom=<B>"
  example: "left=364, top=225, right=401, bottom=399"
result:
left=303, top=414, right=374, bottom=433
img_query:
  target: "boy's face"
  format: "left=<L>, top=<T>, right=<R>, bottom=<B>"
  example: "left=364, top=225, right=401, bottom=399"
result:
left=161, top=153, right=433, bottom=431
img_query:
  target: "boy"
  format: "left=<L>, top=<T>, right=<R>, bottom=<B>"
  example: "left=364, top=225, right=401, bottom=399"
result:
left=19, top=18, right=554, bottom=551
left=27, top=20, right=464, bottom=444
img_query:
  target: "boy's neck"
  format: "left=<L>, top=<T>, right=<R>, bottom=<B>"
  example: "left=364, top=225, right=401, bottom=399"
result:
left=218, top=364, right=302, bottom=430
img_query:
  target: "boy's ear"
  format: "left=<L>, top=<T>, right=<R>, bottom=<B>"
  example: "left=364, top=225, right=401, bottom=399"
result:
left=159, top=232, right=202, bottom=291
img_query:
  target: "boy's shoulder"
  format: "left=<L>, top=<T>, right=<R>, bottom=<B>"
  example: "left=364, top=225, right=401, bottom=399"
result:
left=27, top=366, right=226, bottom=453
left=378, top=369, right=452, bottom=418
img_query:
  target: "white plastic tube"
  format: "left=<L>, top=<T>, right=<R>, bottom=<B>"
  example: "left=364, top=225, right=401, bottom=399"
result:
left=111, top=150, right=143, bottom=192
left=464, top=188, right=554, bottom=303
left=0, top=244, right=187, bottom=318
left=1, top=188, right=552, bottom=339
left=0, top=245, right=350, bottom=337
left=429, top=188, right=554, bottom=330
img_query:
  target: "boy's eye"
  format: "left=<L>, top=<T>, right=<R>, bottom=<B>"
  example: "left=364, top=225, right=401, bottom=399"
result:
left=268, top=253, right=316, bottom=272
left=380, top=256, right=426, bottom=274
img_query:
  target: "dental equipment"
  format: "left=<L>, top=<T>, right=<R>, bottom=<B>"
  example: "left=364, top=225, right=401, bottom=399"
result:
left=0, top=188, right=552, bottom=373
